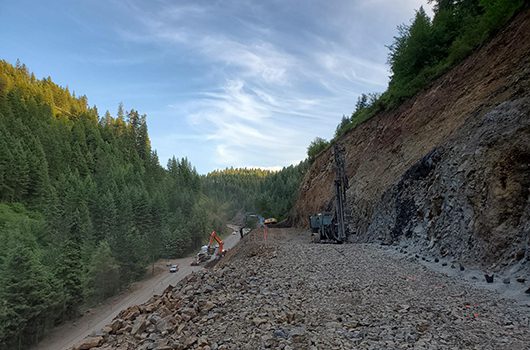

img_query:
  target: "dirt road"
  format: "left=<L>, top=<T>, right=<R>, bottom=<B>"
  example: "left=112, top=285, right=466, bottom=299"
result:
left=33, top=227, right=241, bottom=350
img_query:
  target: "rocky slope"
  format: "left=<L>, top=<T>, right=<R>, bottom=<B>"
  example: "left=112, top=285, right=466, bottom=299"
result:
left=368, top=99, right=530, bottom=267
left=73, top=229, right=530, bottom=350
left=292, top=9, right=530, bottom=272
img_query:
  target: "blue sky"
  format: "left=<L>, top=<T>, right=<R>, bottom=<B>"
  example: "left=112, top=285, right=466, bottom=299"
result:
left=1, top=0, right=431, bottom=173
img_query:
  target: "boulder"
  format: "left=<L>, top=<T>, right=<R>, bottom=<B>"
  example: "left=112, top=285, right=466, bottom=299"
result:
left=73, top=336, right=103, bottom=350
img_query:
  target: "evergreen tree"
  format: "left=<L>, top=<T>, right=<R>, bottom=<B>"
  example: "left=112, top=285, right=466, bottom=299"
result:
left=55, top=238, right=83, bottom=317
left=0, top=240, right=61, bottom=348
left=307, top=137, right=329, bottom=163
left=83, top=241, right=120, bottom=303
left=387, top=6, right=434, bottom=98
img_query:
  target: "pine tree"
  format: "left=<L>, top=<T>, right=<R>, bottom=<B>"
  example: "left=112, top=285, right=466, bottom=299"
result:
left=0, top=126, right=15, bottom=201
left=54, top=238, right=83, bottom=317
left=83, top=241, right=120, bottom=303
left=388, top=7, right=433, bottom=83
left=0, top=240, right=61, bottom=348
left=25, top=137, right=52, bottom=209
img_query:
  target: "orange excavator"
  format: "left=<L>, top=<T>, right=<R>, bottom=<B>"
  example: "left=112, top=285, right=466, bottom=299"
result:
left=207, top=230, right=224, bottom=256
left=191, top=231, right=225, bottom=265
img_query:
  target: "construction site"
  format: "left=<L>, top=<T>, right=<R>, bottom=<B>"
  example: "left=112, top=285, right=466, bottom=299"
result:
left=72, top=227, right=530, bottom=350
left=3, top=2, right=529, bottom=350
left=69, top=9, right=530, bottom=350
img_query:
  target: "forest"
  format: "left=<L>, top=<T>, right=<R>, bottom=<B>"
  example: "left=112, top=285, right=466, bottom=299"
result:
left=333, top=0, right=525, bottom=139
left=0, top=60, right=304, bottom=348
left=203, top=161, right=308, bottom=221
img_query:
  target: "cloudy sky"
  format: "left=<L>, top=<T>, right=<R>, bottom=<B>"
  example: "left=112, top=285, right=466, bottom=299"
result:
left=1, top=0, right=431, bottom=173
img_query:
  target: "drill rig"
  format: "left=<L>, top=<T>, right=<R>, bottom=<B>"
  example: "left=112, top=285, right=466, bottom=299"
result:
left=309, top=143, right=348, bottom=243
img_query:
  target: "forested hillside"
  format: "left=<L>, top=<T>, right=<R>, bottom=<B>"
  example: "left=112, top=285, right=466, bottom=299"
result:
left=0, top=61, right=226, bottom=348
left=203, top=161, right=308, bottom=220
left=202, top=168, right=271, bottom=216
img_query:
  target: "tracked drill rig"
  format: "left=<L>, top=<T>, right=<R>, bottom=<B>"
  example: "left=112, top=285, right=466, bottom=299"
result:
left=309, top=143, right=348, bottom=243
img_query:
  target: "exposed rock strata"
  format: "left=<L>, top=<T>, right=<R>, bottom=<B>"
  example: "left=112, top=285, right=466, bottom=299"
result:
left=292, top=9, right=530, bottom=272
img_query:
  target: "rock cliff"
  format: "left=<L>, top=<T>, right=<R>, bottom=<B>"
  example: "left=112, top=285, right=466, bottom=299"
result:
left=292, top=9, right=530, bottom=272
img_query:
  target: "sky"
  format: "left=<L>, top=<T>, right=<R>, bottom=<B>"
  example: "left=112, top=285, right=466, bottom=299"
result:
left=0, top=0, right=432, bottom=173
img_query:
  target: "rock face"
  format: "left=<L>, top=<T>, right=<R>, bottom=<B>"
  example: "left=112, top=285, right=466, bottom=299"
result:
left=74, top=229, right=530, bottom=349
left=365, top=99, right=530, bottom=269
left=292, top=9, right=530, bottom=272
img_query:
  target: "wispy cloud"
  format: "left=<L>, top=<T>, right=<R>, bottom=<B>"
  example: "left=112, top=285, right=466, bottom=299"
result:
left=315, top=50, right=389, bottom=87
left=111, top=0, right=431, bottom=170
left=180, top=79, right=306, bottom=167
left=199, top=37, right=294, bottom=85
left=2, top=0, right=432, bottom=172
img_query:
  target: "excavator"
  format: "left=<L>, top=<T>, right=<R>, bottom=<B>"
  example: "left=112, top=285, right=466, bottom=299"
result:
left=191, top=230, right=225, bottom=266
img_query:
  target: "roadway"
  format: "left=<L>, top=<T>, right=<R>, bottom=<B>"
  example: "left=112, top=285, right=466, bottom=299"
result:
left=33, top=226, right=241, bottom=350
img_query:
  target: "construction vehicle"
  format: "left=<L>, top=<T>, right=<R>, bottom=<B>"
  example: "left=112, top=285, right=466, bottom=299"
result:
left=244, top=213, right=264, bottom=228
left=193, top=245, right=210, bottom=265
left=309, top=143, right=348, bottom=243
left=207, top=230, right=225, bottom=256
left=264, top=217, right=277, bottom=225
left=191, top=230, right=226, bottom=266
left=309, top=212, right=333, bottom=241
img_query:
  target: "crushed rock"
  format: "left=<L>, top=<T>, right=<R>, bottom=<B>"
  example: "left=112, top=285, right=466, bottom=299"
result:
left=76, top=229, right=530, bottom=350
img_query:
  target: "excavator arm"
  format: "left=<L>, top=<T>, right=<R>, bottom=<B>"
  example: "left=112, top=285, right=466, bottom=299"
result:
left=208, top=231, right=224, bottom=256
left=191, top=230, right=225, bottom=266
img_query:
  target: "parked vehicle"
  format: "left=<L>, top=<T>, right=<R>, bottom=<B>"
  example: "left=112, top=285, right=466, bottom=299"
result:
left=264, top=217, right=277, bottom=225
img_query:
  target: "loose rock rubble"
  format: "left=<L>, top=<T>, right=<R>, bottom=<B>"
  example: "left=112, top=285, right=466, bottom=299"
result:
left=76, top=229, right=530, bottom=350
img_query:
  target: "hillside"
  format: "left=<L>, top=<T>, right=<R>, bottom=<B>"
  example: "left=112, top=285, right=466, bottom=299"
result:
left=202, top=164, right=308, bottom=221
left=0, top=61, right=228, bottom=349
left=293, top=9, right=530, bottom=271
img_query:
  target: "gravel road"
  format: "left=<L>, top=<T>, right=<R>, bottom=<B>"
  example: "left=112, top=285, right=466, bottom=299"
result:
left=93, top=227, right=530, bottom=349
left=33, top=227, right=241, bottom=350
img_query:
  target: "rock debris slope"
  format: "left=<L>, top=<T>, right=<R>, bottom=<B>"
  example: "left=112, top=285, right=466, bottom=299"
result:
left=76, top=229, right=529, bottom=350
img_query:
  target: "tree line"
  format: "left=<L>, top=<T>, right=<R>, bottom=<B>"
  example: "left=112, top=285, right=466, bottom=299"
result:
left=202, top=161, right=309, bottom=221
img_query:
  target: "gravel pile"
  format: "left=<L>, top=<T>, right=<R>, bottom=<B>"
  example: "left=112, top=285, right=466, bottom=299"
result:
left=74, top=229, right=530, bottom=350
